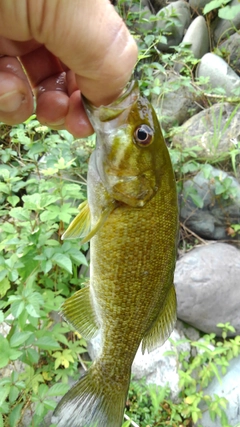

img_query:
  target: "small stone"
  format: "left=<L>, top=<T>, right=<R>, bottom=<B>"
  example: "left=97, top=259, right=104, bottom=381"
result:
left=196, top=52, right=240, bottom=96
left=219, top=32, right=240, bottom=75
left=174, top=16, right=210, bottom=72
left=189, top=0, right=211, bottom=14
left=179, top=165, right=240, bottom=241
left=175, top=243, right=240, bottom=335
left=157, top=1, right=191, bottom=52
left=211, top=0, right=240, bottom=44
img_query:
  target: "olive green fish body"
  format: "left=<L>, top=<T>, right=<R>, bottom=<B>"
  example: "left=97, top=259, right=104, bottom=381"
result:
left=52, top=81, right=178, bottom=427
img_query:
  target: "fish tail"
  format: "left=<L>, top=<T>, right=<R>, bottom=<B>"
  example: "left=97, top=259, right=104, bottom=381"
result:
left=52, top=364, right=129, bottom=427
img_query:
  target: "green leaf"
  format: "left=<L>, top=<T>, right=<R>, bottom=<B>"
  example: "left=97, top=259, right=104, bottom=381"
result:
left=7, top=195, right=20, bottom=207
left=10, top=331, right=33, bottom=348
left=0, top=310, right=4, bottom=323
left=203, top=0, right=231, bottom=14
left=11, top=300, right=25, bottom=317
left=0, top=277, right=10, bottom=298
left=47, top=383, right=70, bottom=397
left=9, top=403, right=23, bottom=427
left=0, top=386, right=10, bottom=406
left=35, top=336, right=61, bottom=351
left=218, top=4, right=240, bottom=19
left=52, top=253, right=72, bottom=274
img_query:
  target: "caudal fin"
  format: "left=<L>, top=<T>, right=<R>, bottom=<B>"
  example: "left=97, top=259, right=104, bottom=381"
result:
left=52, top=365, right=129, bottom=427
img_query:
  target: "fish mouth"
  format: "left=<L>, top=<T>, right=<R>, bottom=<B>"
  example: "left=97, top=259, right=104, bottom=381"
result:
left=82, top=81, right=139, bottom=124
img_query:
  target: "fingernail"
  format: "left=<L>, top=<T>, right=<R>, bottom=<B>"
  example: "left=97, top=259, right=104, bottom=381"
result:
left=0, top=91, right=25, bottom=113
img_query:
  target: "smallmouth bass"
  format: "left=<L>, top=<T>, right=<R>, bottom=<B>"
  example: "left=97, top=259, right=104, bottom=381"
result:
left=52, top=81, right=178, bottom=427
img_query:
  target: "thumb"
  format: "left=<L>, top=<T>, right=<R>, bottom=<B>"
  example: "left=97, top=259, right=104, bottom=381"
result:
left=30, top=0, right=138, bottom=105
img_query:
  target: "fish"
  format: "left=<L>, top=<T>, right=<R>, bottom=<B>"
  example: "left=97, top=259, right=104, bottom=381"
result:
left=52, top=80, right=178, bottom=427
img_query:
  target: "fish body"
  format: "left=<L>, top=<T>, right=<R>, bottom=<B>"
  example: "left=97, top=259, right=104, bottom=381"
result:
left=52, top=81, right=178, bottom=427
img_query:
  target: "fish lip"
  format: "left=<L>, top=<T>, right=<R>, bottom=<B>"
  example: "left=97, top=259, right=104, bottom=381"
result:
left=82, top=81, right=139, bottom=123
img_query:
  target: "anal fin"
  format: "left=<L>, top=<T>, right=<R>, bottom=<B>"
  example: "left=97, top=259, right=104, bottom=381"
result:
left=61, top=286, right=99, bottom=340
left=142, top=284, right=177, bottom=354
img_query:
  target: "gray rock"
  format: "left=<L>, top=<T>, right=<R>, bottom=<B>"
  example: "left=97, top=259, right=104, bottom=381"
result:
left=196, top=53, right=240, bottom=96
left=172, top=102, right=240, bottom=159
left=175, top=319, right=200, bottom=341
left=189, top=0, right=210, bottom=14
left=151, top=71, right=201, bottom=131
left=175, top=243, right=240, bottom=335
left=179, top=165, right=240, bottom=241
left=219, top=32, right=240, bottom=75
left=198, top=357, right=240, bottom=427
left=131, top=4, right=155, bottom=33
left=146, top=0, right=179, bottom=13
left=157, top=1, right=191, bottom=52
left=88, top=329, right=190, bottom=401
left=174, top=16, right=209, bottom=73
left=211, top=0, right=240, bottom=44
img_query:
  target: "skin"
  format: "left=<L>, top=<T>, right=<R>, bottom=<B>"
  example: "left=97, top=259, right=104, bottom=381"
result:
left=53, top=83, right=178, bottom=427
left=0, top=0, right=138, bottom=136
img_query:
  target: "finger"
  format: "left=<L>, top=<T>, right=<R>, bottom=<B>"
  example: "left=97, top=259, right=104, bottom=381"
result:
left=0, top=56, right=33, bottom=124
left=65, top=90, right=94, bottom=137
left=0, top=0, right=138, bottom=106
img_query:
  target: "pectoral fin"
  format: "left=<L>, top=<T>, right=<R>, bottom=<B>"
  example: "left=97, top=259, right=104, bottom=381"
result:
left=62, top=199, right=118, bottom=243
left=61, top=286, right=99, bottom=339
left=142, top=285, right=177, bottom=354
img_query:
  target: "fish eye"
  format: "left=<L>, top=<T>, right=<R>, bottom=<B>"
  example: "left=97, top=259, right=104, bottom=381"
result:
left=134, top=124, right=153, bottom=147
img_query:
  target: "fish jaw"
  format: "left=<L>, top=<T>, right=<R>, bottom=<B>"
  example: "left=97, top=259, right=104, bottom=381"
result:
left=84, top=82, right=164, bottom=207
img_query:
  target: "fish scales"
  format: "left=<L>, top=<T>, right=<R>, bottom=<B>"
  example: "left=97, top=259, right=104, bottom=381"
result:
left=52, top=80, right=178, bottom=427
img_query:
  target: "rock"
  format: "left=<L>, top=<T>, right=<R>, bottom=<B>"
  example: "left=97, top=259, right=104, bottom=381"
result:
left=211, top=0, right=240, bottom=44
left=198, top=357, right=240, bottom=427
left=219, top=32, right=240, bottom=75
left=179, top=165, right=240, bottom=240
left=131, top=4, right=155, bottom=33
left=146, top=0, right=179, bottom=13
left=175, top=319, right=200, bottom=342
left=174, top=16, right=209, bottom=73
left=175, top=243, right=240, bottom=335
left=157, top=1, right=191, bottom=52
left=189, top=0, right=210, bottom=14
left=172, top=102, right=240, bottom=159
left=196, top=53, right=240, bottom=97
left=152, top=71, right=201, bottom=131
left=88, top=329, right=190, bottom=401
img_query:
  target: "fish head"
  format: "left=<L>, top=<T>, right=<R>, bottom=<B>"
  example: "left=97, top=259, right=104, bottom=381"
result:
left=83, top=81, right=166, bottom=207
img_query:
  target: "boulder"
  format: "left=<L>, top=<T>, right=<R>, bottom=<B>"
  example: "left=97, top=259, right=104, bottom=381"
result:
left=172, top=102, right=240, bottom=159
left=175, top=243, right=240, bottom=335
left=198, top=357, right=240, bottom=427
left=152, top=71, right=201, bottom=131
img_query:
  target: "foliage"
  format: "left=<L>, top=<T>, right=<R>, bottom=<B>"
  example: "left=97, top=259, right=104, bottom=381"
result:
left=203, top=0, right=240, bottom=19
left=125, top=323, right=240, bottom=427
left=0, top=118, right=93, bottom=427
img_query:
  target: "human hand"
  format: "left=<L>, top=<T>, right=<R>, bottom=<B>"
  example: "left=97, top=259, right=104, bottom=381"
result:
left=0, top=0, right=138, bottom=136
